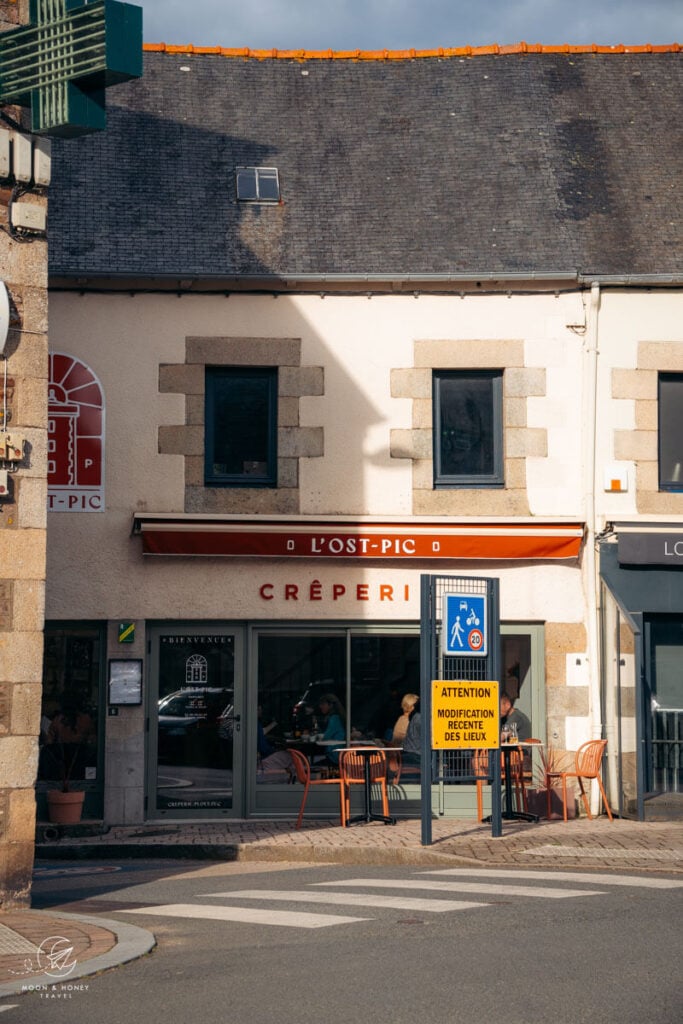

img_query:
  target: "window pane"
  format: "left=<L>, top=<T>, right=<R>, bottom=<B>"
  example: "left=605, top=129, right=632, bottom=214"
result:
left=255, top=632, right=420, bottom=785
left=350, top=635, right=420, bottom=742
left=435, top=371, right=501, bottom=483
left=236, top=167, right=257, bottom=200
left=257, top=168, right=280, bottom=201
left=257, top=634, right=346, bottom=779
left=236, top=167, right=279, bottom=201
left=206, top=369, right=276, bottom=485
left=659, top=374, right=683, bottom=490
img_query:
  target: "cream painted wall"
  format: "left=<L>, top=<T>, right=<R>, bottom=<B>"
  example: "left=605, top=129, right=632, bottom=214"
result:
left=48, top=289, right=588, bottom=510
left=593, top=290, right=683, bottom=522
left=45, top=287, right=678, bottom=623
left=47, top=547, right=585, bottom=623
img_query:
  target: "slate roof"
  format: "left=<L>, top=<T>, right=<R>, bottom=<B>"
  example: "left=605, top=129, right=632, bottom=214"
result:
left=48, top=48, right=683, bottom=282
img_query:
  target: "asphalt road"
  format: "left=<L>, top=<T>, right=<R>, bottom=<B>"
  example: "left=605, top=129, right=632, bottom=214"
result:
left=3, top=859, right=682, bottom=1024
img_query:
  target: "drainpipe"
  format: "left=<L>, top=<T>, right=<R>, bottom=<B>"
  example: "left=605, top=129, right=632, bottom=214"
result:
left=583, top=282, right=603, bottom=813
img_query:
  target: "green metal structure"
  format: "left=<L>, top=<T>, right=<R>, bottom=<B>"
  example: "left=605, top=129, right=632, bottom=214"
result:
left=0, top=0, right=142, bottom=137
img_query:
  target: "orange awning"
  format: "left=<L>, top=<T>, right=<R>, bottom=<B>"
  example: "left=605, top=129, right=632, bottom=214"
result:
left=133, top=516, right=584, bottom=561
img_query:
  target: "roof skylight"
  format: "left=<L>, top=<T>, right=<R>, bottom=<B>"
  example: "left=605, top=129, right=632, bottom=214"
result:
left=236, top=166, right=280, bottom=202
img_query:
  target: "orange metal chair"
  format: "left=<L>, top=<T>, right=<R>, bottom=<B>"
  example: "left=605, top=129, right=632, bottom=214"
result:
left=339, top=748, right=390, bottom=826
left=288, top=748, right=345, bottom=829
left=544, top=738, right=613, bottom=821
left=473, top=748, right=526, bottom=821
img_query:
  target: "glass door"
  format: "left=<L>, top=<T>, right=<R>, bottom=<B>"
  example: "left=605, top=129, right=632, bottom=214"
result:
left=148, top=627, right=244, bottom=817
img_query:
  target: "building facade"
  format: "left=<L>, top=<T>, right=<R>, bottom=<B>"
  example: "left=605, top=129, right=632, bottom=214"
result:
left=0, top=0, right=48, bottom=907
left=40, top=44, right=683, bottom=826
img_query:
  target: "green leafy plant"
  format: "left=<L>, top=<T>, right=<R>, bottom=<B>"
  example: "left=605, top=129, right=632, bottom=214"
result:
left=533, top=744, right=573, bottom=791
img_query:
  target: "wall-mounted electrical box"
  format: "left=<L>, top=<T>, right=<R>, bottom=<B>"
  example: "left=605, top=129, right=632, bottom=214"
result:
left=1, top=434, right=24, bottom=462
left=0, top=469, right=9, bottom=497
left=0, top=129, right=51, bottom=185
left=10, top=201, right=46, bottom=232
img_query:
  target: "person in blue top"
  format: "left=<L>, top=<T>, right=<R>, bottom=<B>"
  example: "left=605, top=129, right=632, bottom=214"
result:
left=317, top=693, right=346, bottom=766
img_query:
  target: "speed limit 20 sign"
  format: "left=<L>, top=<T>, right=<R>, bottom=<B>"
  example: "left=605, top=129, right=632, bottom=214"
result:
left=442, top=594, right=488, bottom=656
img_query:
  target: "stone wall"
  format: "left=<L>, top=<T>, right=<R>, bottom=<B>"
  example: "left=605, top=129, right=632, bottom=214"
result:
left=0, top=0, right=48, bottom=910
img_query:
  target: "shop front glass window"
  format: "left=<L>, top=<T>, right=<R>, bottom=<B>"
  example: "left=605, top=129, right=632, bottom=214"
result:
left=39, top=627, right=101, bottom=786
left=255, top=632, right=420, bottom=781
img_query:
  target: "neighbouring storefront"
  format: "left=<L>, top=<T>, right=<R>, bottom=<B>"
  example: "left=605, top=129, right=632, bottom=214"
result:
left=600, top=525, right=683, bottom=820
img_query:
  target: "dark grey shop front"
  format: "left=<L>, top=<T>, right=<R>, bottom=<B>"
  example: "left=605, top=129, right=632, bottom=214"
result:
left=600, top=529, right=683, bottom=821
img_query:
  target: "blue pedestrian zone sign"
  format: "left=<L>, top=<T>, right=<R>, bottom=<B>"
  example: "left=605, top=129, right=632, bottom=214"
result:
left=442, top=593, right=487, bottom=656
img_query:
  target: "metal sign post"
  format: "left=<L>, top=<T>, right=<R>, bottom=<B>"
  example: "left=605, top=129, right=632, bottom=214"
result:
left=420, top=574, right=502, bottom=844
left=0, top=0, right=142, bottom=137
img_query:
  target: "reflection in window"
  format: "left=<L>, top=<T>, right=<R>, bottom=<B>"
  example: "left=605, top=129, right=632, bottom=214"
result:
left=433, top=370, right=503, bottom=487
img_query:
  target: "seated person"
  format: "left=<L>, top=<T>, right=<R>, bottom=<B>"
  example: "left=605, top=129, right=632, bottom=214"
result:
left=500, top=692, right=531, bottom=741
left=401, top=697, right=421, bottom=769
left=257, top=705, right=293, bottom=780
left=315, top=693, right=346, bottom=767
left=392, top=692, right=419, bottom=746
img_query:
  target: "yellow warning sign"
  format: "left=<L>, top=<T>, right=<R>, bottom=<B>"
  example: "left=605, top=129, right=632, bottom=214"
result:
left=431, top=679, right=500, bottom=749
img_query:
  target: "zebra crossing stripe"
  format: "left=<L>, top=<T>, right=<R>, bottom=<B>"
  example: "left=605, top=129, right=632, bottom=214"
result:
left=201, top=889, right=489, bottom=913
left=120, top=903, right=368, bottom=928
left=418, top=868, right=683, bottom=889
left=314, top=878, right=604, bottom=899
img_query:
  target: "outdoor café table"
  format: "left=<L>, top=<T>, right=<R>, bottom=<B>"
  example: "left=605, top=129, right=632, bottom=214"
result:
left=284, top=736, right=342, bottom=768
left=340, top=746, right=400, bottom=827
left=484, top=741, right=539, bottom=823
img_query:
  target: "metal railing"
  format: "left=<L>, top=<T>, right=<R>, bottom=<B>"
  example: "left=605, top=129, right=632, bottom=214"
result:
left=651, top=704, right=683, bottom=793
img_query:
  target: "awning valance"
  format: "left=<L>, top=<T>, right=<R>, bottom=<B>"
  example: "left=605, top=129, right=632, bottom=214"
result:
left=132, top=516, right=584, bottom=561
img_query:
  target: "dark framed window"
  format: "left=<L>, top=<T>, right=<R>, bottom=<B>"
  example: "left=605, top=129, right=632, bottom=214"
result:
left=236, top=166, right=280, bottom=202
left=38, top=623, right=105, bottom=820
left=205, top=367, right=277, bottom=487
left=433, top=370, right=503, bottom=487
left=658, top=373, right=683, bottom=492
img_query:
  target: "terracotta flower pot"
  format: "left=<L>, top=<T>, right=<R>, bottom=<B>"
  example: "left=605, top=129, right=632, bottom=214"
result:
left=47, top=789, right=85, bottom=824
left=525, top=787, right=576, bottom=819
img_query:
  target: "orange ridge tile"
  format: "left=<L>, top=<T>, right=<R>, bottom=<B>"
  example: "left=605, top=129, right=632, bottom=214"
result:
left=142, top=41, right=682, bottom=60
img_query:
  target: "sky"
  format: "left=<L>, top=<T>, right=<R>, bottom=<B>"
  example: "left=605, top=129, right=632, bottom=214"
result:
left=134, top=1, right=683, bottom=50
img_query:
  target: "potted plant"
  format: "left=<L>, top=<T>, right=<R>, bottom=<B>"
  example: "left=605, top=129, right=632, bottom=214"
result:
left=525, top=744, right=577, bottom=819
left=39, top=705, right=95, bottom=823
left=39, top=739, right=87, bottom=823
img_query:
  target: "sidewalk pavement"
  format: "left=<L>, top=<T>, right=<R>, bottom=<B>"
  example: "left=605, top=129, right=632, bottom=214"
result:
left=2, top=814, right=682, bottom=998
